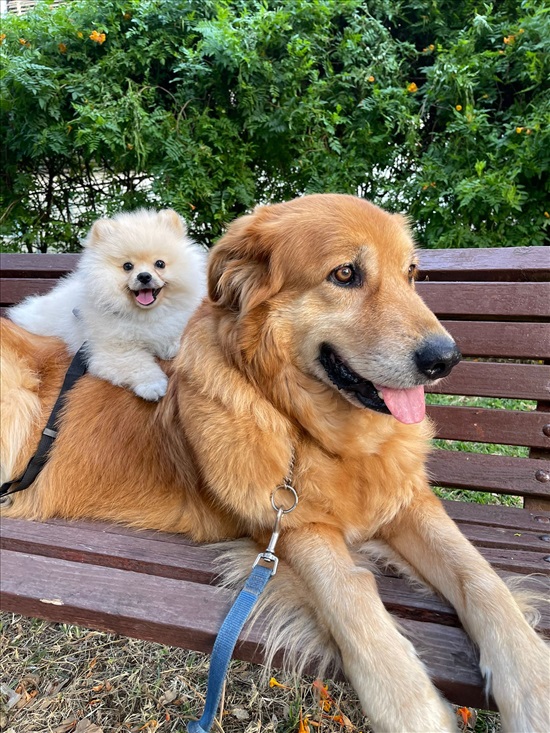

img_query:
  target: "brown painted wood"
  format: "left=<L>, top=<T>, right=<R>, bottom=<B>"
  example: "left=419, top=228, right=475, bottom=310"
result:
left=426, top=362, right=550, bottom=401
left=428, top=451, right=550, bottom=497
left=443, top=499, right=550, bottom=530
left=417, top=282, right=550, bottom=319
left=0, top=278, right=60, bottom=305
left=441, top=321, right=550, bottom=359
left=0, top=518, right=218, bottom=584
left=0, top=253, right=79, bottom=278
left=418, top=246, right=550, bottom=282
left=0, top=549, right=494, bottom=708
left=2, top=516, right=548, bottom=623
left=0, top=518, right=459, bottom=626
left=427, top=405, right=550, bottom=448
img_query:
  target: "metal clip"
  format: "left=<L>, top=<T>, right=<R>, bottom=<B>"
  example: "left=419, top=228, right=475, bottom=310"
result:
left=253, top=484, right=298, bottom=576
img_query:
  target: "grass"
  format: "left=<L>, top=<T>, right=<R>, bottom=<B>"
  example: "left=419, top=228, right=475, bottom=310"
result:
left=0, top=615, right=371, bottom=733
left=2, top=395, right=529, bottom=732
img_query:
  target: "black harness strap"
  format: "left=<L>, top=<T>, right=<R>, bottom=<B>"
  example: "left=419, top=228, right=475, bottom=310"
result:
left=0, top=345, right=88, bottom=499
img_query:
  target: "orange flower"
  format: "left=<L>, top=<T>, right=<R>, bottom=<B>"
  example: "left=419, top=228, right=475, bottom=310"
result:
left=516, top=126, right=524, bottom=133
left=503, top=35, right=515, bottom=44
left=544, top=211, right=549, bottom=219
left=407, top=82, right=418, bottom=93
left=455, top=104, right=462, bottom=111
left=19, top=38, right=27, bottom=45
left=90, top=30, right=106, bottom=44
left=0, top=33, right=6, bottom=43
left=268, top=676, right=290, bottom=690
left=368, top=75, right=375, bottom=82
left=58, top=43, right=67, bottom=53
left=429, top=44, right=435, bottom=51
left=457, top=707, right=472, bottom=726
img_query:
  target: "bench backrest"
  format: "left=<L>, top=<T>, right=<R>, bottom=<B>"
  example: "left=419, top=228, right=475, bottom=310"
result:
left=1, top=248, right=549, bottom=511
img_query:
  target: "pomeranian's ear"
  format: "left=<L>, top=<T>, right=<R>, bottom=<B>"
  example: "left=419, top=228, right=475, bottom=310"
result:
left=208, top=206, right=284, bottom=315
left=157, top=209, right=187, bottom=235
left=86, top=218, right=119, bottom=247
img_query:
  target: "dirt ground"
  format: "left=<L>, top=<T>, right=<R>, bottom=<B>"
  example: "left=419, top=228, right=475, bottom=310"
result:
left=0, top=613, right=497, bottom=733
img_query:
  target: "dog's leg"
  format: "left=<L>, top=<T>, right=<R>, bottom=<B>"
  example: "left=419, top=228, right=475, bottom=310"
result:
left=278, top=524, right=457, bottom=733
left=380, top=490, right=550, bottom=732
left=86, top=343, right=168, bottom=401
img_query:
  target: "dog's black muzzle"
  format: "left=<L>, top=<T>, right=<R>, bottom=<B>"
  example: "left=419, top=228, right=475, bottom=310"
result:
left=414, top=336, right=461, bottom=380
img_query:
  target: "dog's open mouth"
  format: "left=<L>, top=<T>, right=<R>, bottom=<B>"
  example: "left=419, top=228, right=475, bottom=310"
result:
left=318, top=344, right=426, bottom=424
left=132, top=288, right=162, bottom=307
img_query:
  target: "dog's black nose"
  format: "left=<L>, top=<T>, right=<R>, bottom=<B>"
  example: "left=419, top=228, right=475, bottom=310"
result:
left=415, top=336, right=461, bottom=380
left=137, top=272, right=152, bottom=285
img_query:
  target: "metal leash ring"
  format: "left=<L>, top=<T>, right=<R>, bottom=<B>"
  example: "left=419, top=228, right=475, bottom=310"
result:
left=271, top=484, right=298, bottom=514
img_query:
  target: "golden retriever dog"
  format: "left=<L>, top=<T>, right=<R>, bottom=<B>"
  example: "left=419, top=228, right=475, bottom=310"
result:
left=1, top=194, right=548, bottom=732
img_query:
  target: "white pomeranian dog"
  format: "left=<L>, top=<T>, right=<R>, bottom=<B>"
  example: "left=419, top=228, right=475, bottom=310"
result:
left=10, top=209, right=207, bottom=401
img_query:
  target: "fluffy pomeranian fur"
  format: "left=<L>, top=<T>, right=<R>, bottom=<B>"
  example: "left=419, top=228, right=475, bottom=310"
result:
left=9, top=209, right=206, bottom=400
left=1, top=194, right=548, bottom=732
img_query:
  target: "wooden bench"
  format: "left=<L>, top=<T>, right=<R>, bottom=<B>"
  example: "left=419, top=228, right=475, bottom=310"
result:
left=1, top=247, right=549, bottom=712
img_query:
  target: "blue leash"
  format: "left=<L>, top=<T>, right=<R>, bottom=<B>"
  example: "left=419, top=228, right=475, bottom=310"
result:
left=187, top=563, right=273, bottom=733
left=188, top=481, right=298, bottom=733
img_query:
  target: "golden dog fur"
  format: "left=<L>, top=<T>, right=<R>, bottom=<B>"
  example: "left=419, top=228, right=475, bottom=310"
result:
left=1, top=195, right=548, bottom=732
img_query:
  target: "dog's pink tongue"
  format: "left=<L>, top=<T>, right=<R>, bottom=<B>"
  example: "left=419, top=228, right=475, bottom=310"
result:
left=136, top=289, right=154, bottom=306
left=376, top=385, right=426, bottom=424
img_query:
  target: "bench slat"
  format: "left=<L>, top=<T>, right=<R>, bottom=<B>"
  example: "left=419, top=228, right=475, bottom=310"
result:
left=443, top=499, right=550, bottom=530
left=1, top=278, right=60, bottom=306
left=427, top=405, right=550, bottom=448
left=417, top=282, right=550, bottom=319
left=0, top=253, right=79, bottom=278
left=426, top=362, right=550, bottom=401
left=442, top=321, right=550, bottom=359
left=418, top=247, right=550, bottom=281
left=428, top=450, right=550, bottom=497
left=0, top=549, right=492, bottom=709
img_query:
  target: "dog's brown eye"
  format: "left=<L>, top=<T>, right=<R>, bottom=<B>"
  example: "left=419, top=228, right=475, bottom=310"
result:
left=155, top=260, right=165, bottom=269
left=408, top=264, right=417, bottom=281
left=123, top=262, right=133, bottom=271
left=331, top=264, right=357, bottom=286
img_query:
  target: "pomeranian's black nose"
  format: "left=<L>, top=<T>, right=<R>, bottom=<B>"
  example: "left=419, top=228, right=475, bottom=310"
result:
left=415, top=336, right=461, bottom=380
left=137, top=272, right=152, bottom=285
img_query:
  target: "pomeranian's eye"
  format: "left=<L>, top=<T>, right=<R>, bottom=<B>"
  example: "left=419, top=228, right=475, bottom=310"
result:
left=123, top=262, right=133, bottom=271
left=329, top=263, right=360, bottom=287
left=155, top=260, right=166, bottom=269
left=408, top=263, right=417, bottom=282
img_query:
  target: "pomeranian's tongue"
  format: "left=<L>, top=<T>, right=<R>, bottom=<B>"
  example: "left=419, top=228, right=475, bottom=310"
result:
left=136, top=289, right=155, bottom=306
left=375, top=385, right=426, bottom=424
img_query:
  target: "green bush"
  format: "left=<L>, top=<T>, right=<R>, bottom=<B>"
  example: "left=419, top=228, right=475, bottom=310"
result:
left=1, top=0, right=548, bottom=251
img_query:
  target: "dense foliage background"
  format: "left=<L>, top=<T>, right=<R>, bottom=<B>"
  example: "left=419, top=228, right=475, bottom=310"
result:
left=1, top=0, right=548, bottom=251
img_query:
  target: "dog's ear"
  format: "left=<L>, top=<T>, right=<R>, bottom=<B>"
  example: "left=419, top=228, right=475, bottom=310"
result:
left=86, top=218, right=119, bottom=246
left=208, top=207, right=284, bottom=314
left=157, top=209, right=187, bottom=235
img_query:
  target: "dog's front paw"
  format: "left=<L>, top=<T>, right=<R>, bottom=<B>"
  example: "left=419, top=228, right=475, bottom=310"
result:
left=497, top=640, right=550, bottom=732
left=133, top=375, right=168, bottom=401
